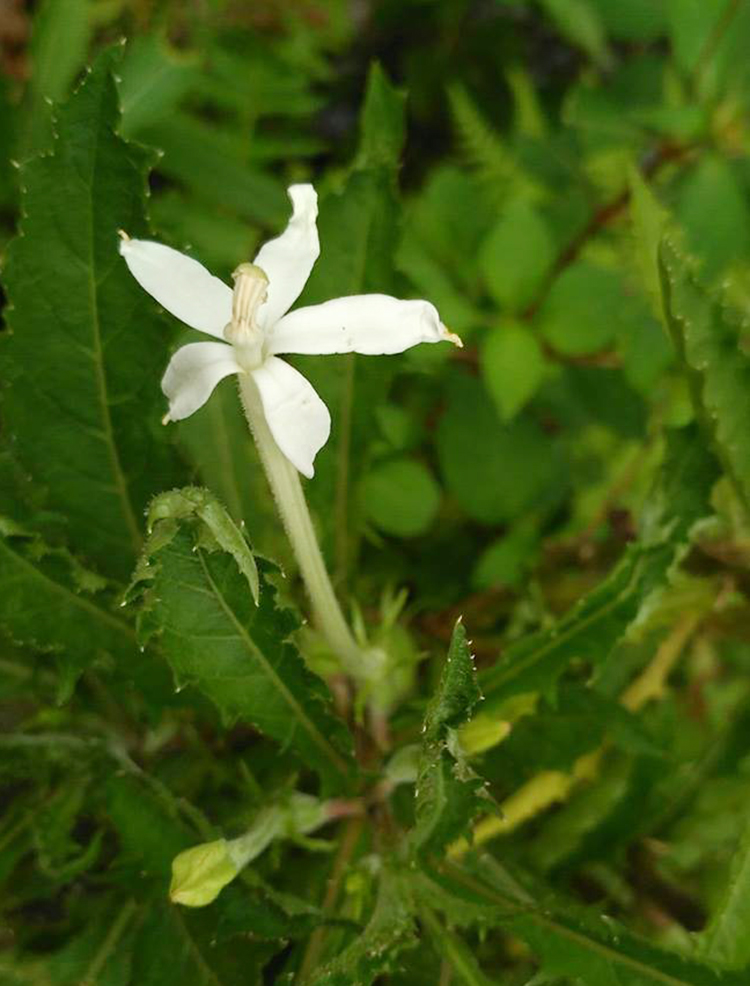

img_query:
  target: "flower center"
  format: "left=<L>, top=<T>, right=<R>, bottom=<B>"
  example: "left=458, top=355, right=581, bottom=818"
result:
left=224, top=263, right=269, bottom=370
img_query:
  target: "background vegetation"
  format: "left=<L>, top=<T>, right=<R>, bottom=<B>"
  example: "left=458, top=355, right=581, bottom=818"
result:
left=3, top=0, right=750, bottom=983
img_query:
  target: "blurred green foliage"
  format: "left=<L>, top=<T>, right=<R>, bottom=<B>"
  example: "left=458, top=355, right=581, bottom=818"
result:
left=3, top=0, right=750, bottom=983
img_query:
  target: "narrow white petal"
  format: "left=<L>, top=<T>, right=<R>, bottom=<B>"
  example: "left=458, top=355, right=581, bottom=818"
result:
left=267, top=294, right=461, bottom=356
left=162, top=342, right=241, bottom=421
left=251, top=356, right=331, bottom=478
left=253, top=185, right=319, bottom=329
left=120, top=237, right=232, bottom=338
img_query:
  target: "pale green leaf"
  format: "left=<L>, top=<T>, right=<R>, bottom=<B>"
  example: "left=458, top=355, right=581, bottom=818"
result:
left=481, top=323, right=547, bottom=421
left=658, top=238, right=750, bottom=507
left=698, top=819, right=750, bottom=969
left=361, top=457, right=441, bottom=538
left=479, top=200, right=556, bottom=313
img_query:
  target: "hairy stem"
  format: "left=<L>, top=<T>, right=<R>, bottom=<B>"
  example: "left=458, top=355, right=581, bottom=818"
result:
left=238, top=375, right=365, bottom=680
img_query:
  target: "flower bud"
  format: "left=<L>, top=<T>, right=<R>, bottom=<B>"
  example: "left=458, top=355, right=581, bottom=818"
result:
left=169, top=839, right=239, bottom=908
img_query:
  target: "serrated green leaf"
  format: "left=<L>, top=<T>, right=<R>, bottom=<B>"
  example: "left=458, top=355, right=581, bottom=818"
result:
left=128, top=488, right=355, bottom=790
left=310, top=864, right=417, bottom=986
left=2, top=50, right=183, bottom=581
left=658, top=238, right=750, bottom=508
left=412, top=621, right=486, bottom=856
left=698, top=818, right=750, bottom=969
left=420, top=906, right=497, bottom=986
left=146, top=487, right=259, bottom=604
left=0, top=517, right=137, bottom=699
left=130, top=899, right=277, bottom=986
left=480, top=425, right=719, bottom=710
left=430, top=858, right=750, bottom=986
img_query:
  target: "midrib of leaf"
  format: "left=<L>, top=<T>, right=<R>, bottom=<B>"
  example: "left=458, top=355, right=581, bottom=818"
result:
left=84, top=90, right=141, bottom=558
left=0, top=538, right=136, bottom=641
left=441, top=864, right=726, bottom=986
left=196, top=549, right=349, bottom=777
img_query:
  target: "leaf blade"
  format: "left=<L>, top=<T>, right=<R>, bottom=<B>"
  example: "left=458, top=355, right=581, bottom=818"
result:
left=2, top=49, right=183, bottom=580
left=129, top=489, right=356, bottom=790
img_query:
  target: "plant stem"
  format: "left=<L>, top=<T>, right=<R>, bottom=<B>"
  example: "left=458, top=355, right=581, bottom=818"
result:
left=238, top=375, right=365, bottom=680
left=298, top=815, right=365, bottom=982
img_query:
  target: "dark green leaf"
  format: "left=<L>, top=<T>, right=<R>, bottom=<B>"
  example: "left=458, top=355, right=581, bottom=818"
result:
left=0, top=516, right=138, bottom=699
left=128, top=487, right=356, bottom=791
left=429, top=858, right=750, bottom=986
left=2, top=51, right=183, bottom=580
left=481, top=425, right=719, bottom=709
left=310, top=864, right=417, bottom=986
left=412, top=620, right=486, bottom=855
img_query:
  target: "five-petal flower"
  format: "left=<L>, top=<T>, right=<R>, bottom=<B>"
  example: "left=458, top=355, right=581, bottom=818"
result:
left=120, top=184, right=460, bottom=478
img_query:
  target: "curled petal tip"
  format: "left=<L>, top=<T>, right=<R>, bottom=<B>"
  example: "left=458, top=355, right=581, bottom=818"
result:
left=161, top=411, right=172, bottom=426
left=441, top=323, right=463, bottom=348
left=118, top=229, right=131, bottom=242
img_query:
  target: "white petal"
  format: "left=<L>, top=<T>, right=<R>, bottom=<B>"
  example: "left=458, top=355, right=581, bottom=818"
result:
left=120, top=237, right=232, bottom=338
left=253, top=185, right=319, bottom=329
left=251, top=357, right=331, bottom=478
left=267, top=294, right=461, bottom=356
left=162, top=342, right=241, bottom=421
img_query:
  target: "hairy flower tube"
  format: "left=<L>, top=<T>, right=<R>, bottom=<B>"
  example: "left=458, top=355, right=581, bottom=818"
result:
left=119, top=183, right=460, bottom=478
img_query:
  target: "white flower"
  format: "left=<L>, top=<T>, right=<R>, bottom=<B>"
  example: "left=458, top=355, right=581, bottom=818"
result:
left=120, top=184, right=460, bottom=478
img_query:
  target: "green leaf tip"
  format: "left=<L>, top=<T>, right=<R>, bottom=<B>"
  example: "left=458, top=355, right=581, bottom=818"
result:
left=144, top=487, right=259, bottom=605
left=127, top=487, right=356, bottom=791
left=412, top=620, right=488, bottom=856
